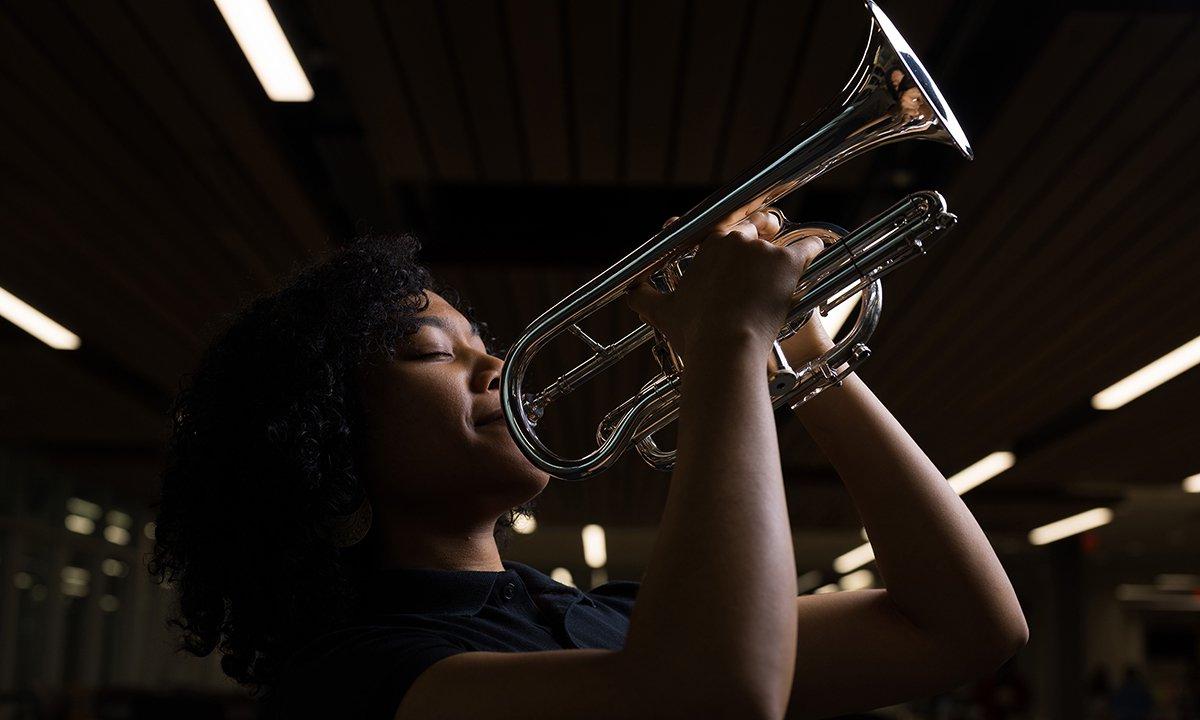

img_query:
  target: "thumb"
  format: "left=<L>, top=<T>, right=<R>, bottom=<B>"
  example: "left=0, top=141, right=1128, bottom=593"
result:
left=783, top=234, right=826, bottom=272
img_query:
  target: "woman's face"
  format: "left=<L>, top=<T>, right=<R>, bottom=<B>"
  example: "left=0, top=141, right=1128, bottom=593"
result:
left=356, top=291, right=549, bottom=524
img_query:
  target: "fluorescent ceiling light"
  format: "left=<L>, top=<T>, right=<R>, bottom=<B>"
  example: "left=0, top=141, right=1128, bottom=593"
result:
left=948, top=451, right=1015, bottom=495
left=104, top=525, right=131, bottom=546
left=581, top=524, right=607, bottom=568
left=101, top=558, right=129, bottom=578
left=1028, top=507, right=1113, bottom=546
left=61, top=566, right=90, bottom=584
left=838, top=569, right=875, bottom=591
left=1183, top=473, right=1200, bottom=494
left=64, top=515, right=95, bottom=535
left=796, top=570, right=823, bottom=594
left=833, top=542, right=875, bottom=574
left=550, top=567, right=575, bottom=587
left=1092, top=335, right=1200, bottom=410
left=67, top=497, right=102, bottom=519
left=0, top=286, right=80, bottom=350
left=212, top=0, right=314, bottom=102
left=1155, top=574, right=1199, bottom=591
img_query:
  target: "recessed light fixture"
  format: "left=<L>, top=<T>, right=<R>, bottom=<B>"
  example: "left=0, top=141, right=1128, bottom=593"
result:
left=833, top=542, right=875, bottom=574
left=581, top=524, right=607, bottom=569
left=0, top=286, right=80, bottom=350
left=947, top=451, right=1015, bottom=495
left=1183, top=473, right=1200, bottom=494
left=103, top=525, right=131, bottom=546
left=1028, top=507, right=1113, bottom=546
left=1092, top=335, right=1200, bottom=410
left=212, top=0, right=314, bottom=102
left=550, top=567, right=575, bottom=587
left=838, top=569, right=875, bottom=591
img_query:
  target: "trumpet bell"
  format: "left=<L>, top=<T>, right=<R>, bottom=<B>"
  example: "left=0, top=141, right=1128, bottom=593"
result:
left=500, top=0, right=971, bottom=481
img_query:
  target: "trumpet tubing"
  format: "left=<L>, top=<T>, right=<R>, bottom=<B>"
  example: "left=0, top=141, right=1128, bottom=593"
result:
left=501, top=0, right=972, bottom=481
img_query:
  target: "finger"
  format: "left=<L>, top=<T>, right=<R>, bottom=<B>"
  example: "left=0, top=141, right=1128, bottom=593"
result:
left=625, top=281, right=665, bottom=323
left=782, top=234, right=826, bottom=269
left=745, top=209, right=782, bottom=241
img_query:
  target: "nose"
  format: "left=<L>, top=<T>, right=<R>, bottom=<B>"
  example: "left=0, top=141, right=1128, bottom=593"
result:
left=474, top=351, right=504, bottom=394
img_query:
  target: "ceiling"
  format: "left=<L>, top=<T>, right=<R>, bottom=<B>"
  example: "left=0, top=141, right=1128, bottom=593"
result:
left=1, top=0, right=1198, bottom=566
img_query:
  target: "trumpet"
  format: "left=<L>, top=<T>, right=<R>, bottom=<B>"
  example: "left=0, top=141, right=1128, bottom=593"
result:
left=500, top=0, right=972, bottom=481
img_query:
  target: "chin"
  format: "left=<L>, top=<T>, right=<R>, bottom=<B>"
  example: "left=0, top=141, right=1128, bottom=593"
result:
left=495, top=452, right=552, bottom=500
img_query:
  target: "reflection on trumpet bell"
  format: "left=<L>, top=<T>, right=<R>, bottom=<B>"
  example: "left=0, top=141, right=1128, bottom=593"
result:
left=500, top=0, right=972, bottom=481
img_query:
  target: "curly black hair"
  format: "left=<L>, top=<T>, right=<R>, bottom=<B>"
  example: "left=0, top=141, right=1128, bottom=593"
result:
left=148, top=235, right=531, bottom=696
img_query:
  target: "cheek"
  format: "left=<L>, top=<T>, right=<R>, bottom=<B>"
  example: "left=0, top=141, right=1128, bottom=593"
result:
left=390, top=384, right=469, bottom=443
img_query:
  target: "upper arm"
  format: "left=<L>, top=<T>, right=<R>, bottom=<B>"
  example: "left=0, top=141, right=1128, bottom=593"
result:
left=397, top=649, right=752, bottom=720
left=786, top=590, right=1022, bottom=719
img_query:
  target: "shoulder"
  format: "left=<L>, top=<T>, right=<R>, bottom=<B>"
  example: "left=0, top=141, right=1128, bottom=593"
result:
left=270, top=620, right=467, bottom=720
left=586, top=578, right=640, bottom=616
left=505, top=560, right=639, bottom=614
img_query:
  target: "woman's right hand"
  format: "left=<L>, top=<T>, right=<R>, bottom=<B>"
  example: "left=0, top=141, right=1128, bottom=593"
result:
left=625, top=210, right=824, bottom=357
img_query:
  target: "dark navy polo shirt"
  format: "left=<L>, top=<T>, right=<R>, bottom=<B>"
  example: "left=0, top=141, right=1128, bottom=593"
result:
left=272, top=560, right=639, bottom=719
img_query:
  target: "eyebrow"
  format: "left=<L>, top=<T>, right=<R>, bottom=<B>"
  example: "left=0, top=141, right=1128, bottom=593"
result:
left=412, top=316, right=482, bottom=339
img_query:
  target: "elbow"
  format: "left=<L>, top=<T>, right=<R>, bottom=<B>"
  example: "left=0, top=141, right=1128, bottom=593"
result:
left=963, top=613, right=1030, bottom=675
left=673, top=676, right=790, bottom=720
left=703, top=688, right=788, bottom=720
left=1000, top=615, right=1031, bottom=659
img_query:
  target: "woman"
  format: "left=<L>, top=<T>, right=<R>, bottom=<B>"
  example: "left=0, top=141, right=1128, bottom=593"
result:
left=150, top=211, right=1028, bottom=720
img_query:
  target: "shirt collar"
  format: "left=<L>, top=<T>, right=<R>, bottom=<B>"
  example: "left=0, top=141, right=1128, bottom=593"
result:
left=359, top=560, right=588, bottom=617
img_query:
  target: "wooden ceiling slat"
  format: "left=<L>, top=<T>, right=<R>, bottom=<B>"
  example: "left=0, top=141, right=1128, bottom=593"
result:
left=566, top=0, right=622, bottom=184
left=362, top=0, right=475, bottom=180
left=308, top=0, right=431, bottom=182
left=0, top=13, right=242, bottom=306
left=504, top=0, right=571, bottom=183
left=0, top=111, right=201, bottom=326
left=124, top=0, right=329, bottom=254
left=718, top=0, right=815, bottom=180
left=68, top=0, right=307, bottom=276
left=0, top=344, right=165, bottom=444
left=0, top=211, right=194, bottom=393
left=998, top=371, right=1200, bottom=490
left=884, top=16, right=1197, bottom=413
left=625, top=0, right=687, bottom=184
left=945, top=85, right=1200, bottom=423
left=442, top=0, right=526, bottom=183
left=0, top=184, right=201, bottom=358
left=772, top=1, right=862, bottom=147
left=0, top=69, right=228, bottom=318
left=668, top=0, right=753, bottom=184
left=57, top=0, right=283, bottom=283
left=875, top=13, right=1132, bottom=328
left=876, top=14, right=1152, bottom=393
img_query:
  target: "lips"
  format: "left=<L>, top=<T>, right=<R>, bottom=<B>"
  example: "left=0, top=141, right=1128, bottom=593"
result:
left=474, top=409, right=505, bottom=427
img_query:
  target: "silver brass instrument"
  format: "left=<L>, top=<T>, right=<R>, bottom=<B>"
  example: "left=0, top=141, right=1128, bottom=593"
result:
left=500, top=0, right=972, bottom=481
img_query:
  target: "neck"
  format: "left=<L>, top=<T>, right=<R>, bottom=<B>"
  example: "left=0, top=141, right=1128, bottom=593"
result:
left=371, top=510, right=504, bottom=572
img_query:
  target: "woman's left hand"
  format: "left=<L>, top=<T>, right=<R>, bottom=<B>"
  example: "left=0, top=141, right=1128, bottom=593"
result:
left=655, top=214, right=837, bottom=369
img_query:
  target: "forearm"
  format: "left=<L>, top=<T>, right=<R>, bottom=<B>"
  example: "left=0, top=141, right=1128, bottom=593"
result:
left=792, top=372, right=1027, bottom=652
left=625, top=331, right=797, bottom=715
